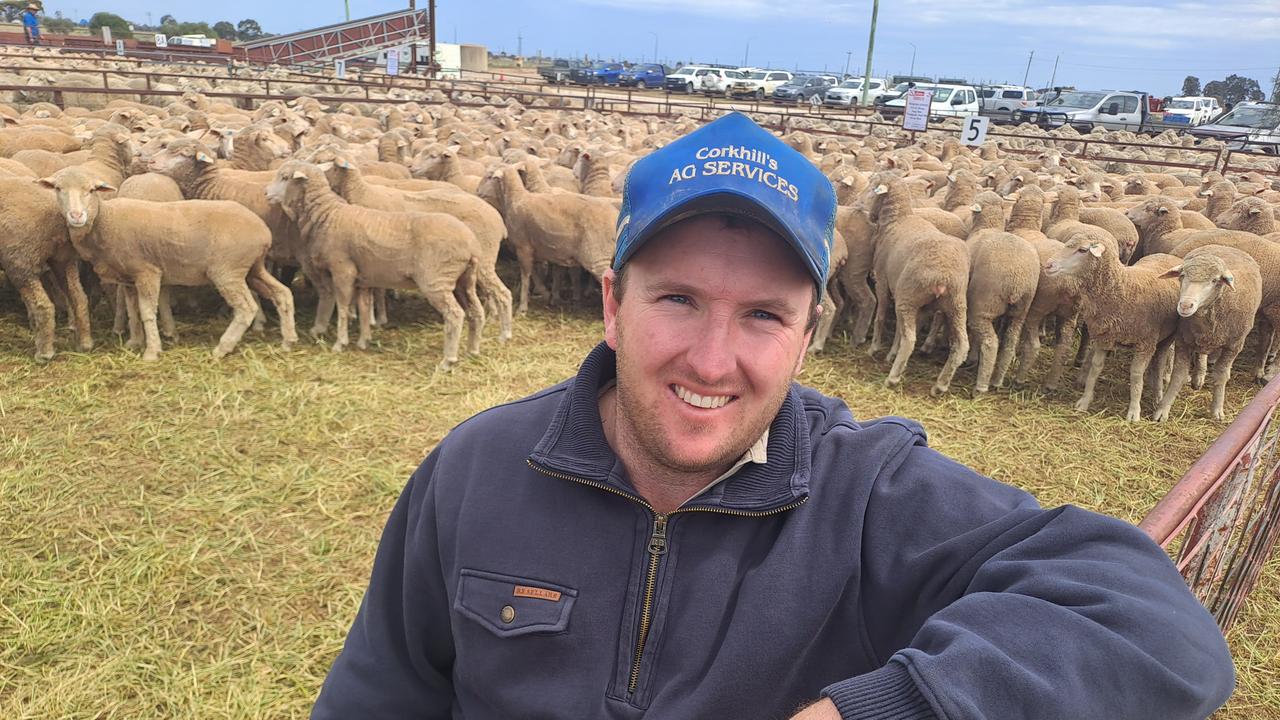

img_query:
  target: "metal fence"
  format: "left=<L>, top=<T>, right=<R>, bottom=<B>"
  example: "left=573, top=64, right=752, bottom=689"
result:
left=1139, top=374, right=1280, bottom=631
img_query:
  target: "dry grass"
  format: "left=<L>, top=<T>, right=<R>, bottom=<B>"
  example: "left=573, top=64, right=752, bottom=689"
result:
left=0, top=282, right=1277, bottom=719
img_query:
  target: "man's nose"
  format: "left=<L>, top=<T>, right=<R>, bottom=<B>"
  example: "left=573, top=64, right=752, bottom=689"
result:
left=685, top=313, right=737, bottom=384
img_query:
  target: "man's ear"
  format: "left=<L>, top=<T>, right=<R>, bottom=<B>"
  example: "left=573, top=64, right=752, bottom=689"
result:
left=602, top=267, right=621, bottom=351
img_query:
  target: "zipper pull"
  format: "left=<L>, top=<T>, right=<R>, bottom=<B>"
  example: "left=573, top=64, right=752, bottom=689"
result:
left=648, top=514, right=668, bottom=556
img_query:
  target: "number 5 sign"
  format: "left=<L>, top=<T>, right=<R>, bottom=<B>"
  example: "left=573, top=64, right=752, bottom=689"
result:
left=961, top=116, right=990, bottom=146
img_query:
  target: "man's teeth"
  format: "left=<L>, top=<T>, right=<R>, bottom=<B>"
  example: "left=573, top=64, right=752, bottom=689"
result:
left=674, top=385, right=731, bottom=409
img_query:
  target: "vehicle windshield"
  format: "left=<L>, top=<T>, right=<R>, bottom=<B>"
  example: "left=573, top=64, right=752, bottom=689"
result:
left=783, top=77, right=812, bottom=87
left=1044, top=91, right=1108, bottom=109
left=1214, top=104, right=1280, bottom=130
left=673, top=68, right=695, bottom=76
left=839, top=80, right=863, bottom=89
left=916, top=86, right=954, bottom=101
left=1169, top=99, right=1196, bottom=109
left=747, top=72, right=768, bottom=80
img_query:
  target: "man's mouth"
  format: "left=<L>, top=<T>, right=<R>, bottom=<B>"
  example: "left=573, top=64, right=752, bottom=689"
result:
left=672, top=384, right=735, bottom=410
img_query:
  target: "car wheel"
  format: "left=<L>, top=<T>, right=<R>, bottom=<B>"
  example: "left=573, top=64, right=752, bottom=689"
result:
left=685, top=83, right=693, bottom=95
left=755, top=89, right=765, bottom=100
left=795, top=95, right=805, bottom=107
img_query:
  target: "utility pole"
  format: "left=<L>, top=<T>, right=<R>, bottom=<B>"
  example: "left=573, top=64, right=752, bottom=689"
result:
left=648, top=32, right=658, bottom=65
left=517, top=31, right=523, bottom=60
left=860, top=0, right=879, bottom=106
left=744, top=39, right=750, bottom=67
left=344, top=1, right=350, bottom=22
left=1047, top=54, right=1060, bottom=90
left=1270, top=67, right=1280, bottom=102
left=1021, top=50, right=1034, bottom=87
left=907, top=41, right=916, bottom=77
left=843, top=50, right=852, bottom=79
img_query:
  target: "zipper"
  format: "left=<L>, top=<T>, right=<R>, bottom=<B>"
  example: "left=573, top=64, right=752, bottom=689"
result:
left=527, top=459, right=808, bottom=697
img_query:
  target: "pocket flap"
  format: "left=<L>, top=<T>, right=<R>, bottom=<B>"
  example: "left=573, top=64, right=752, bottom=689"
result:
left=455, top=569, right=577, bottom=638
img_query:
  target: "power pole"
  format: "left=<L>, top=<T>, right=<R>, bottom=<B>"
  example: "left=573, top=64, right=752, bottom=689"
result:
left=1021, top=50, right=1033, bottom=87
left=1271, top=67, right=1280, bottom=102
left=517, top=31, right=523, bottom=60
left=842, top=51, right=851, bottom=79
left=860, top=0, right=879, bottom=106
left=1047, top=54, right=1060, bottom=90
left=743, top=39, right=749, bottom=67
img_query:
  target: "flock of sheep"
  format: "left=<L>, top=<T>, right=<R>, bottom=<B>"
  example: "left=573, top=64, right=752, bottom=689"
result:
left=3, top=50, right=1280, bottom=422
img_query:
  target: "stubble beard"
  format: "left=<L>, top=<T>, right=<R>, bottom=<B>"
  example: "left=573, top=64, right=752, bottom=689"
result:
left=612, top=318, right=793, bottom=479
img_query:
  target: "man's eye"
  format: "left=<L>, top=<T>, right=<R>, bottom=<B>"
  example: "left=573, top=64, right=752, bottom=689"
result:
left=750, top=310, right=780, bottom=322
left=661, top=294, right=691, bottom=305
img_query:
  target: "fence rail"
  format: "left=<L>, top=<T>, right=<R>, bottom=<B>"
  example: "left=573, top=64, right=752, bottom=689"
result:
left=1140, top=374, right=1280, bottom=630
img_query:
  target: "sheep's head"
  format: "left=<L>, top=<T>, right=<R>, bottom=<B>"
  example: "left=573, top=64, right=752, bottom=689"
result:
left=147, top=137, right=216, bottom=179
left=38, top=166, right=114, bottom=231
left=1160, top=251, right=1234, bottom=318
left=1045, top=232, right=1110, bottom=278
left=1124, top=198, right=1175, bottom=227
left=265, top=161, right=327, bottom=217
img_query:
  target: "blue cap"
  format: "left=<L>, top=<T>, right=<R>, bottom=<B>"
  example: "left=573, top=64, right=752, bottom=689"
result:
left=613, top=112, right=835, bottom=299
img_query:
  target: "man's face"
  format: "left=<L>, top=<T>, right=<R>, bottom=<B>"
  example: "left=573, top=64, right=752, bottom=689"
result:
left=602, top=215, right=816, bottom=476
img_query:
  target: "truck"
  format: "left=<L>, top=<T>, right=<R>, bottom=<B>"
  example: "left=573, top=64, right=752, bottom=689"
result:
left=1013, top=89, right=1154, bottom=133
left=538, top=58, right=579, bottom=84
left=1189, top=102, right=1280, bottom=154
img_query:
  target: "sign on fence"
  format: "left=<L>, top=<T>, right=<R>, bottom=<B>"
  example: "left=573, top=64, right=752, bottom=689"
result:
left=101, top=26, right=111, bottom=44
left=115, top=40, right=124, bottom=56
left=334, top=59, right=346, bottom=79
left=902, top=88, right=933, bottom=131
left=386, top=50, right=399, bottom=76
left=960, top=116, right=990, bottom=146
left=154, top=34, right=167, bottom=48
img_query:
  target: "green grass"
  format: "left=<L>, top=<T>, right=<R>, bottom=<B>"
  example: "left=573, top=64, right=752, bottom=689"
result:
left=1, top=280, right=1277, bottom=718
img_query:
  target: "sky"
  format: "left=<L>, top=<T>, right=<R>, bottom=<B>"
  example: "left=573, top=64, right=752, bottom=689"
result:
left=41, top=1, right=1280, bottom=97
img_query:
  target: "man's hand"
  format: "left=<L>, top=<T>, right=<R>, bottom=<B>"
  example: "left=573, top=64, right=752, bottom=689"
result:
left=789, top=698, right=841, bottom=720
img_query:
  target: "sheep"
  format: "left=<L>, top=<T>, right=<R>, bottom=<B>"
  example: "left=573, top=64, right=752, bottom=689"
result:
left=576, top=150, right=615, bottom=197
left=482, top=165, right=617, bottom=312
left=964, top=192, right=1041, bottom=392
left=1152, top=245, right=1262, bottom=422
left=1044, top=233, right=1180, bottom=421
left=266, top=161, right=486, bottom=369
left=1170, top=231, right=1280, bottom=381
left=866, top=178, right=970, bottom=395
left=74, top=122, right=134, bottom=192
left=321, top=153, right=513, bottom=339
left=11, top=148, right=90, bottom=177
left=1200, top=180, right=1237, bottom=222
left=1216, top=197, right=1278, bottom=237
left=42, top=166, right=296, bottom=361
left=1124, top=197, right=1199, bottom=257
left=1046, top=186, right=1133, bottom=259
left=0, top=176, right=93, bottom=359
left=412, top=146, right=482, bottom=192
left=0, top=127, right=81, bottom=157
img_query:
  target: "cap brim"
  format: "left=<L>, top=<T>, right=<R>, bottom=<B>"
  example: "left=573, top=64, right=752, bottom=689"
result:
left=614, top=188, right=824, bottom=289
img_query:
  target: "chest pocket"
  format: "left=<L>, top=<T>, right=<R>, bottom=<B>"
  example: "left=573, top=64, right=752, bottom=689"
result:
left=455, top=568, right=577, bottom=638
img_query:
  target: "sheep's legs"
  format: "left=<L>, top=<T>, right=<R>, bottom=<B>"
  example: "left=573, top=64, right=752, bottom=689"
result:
left=478, top=265, right=513, bottom=342
left=54, top=258, right=93, bottom=352
left=112, top=283, right=129, bottom=335
left=1126, top=347, right=1158, bottom=421
left=1153, top=347, right=1193, bottom=423
left=355, top=287, right=373, bottom=350
left=133, top=273, right=164, bottom=362
left=884, top=304, right=918, bottom=389
left=514, top=246, right=535, bottom=315
left=1075, top=347, right=1108, bottom=412
left=1192, top=353, right=1208, bottom=390
left=1257, top=310, right=1280, bottom=382
left=933, top=299, right=969, bottom=396
left=123, top=285, right=143, bottom=349
left=329, top=268, right=356, bottom=353
left=1209, top=346, right=1243, bottom=421
left=15, top=279, right=56, bottom=362
left=868, top=280, right=891, bottom=357
left=247, top=259, right=297, bottom=350
left=420, top=281, right=467, bottom=370
left=846, top=273, right=877, bottom=348
left=158, top=286, right=176, bottom=340
left=808, top=292, right=838, bottom=353
left=1013, top=314, right=1045, bottom=388
left=993, top=304, right=1030, bottom=389
left=210, top=277, right=257, bottom=359
left=970, top=316, right=999, bottom=393
left=455, top=264, right=486, bottom=356
left=1044, top=312, right=1079, bottom=391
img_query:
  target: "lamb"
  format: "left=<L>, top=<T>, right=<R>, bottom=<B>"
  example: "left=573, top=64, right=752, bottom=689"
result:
left=866, top=178, right=970, bottom=395
left=1216, top=197, right=1278, bottom=237
left=1045, top=186, right=1132, bottom=259
left=1124, top=197, right=1199, bottom=257
left=75, top=122, right=133, bottom=192
left=1152, top=245, right=1262, bottom=422
left=266, top=161, right=486, bottom=369
left=43, top=166, right=296, bottom=361
left=1044, top=233, right=1181, bottom=421
left=412, top=146, right=482, bottom=192
left=11, top=148, right=90, bottom=177
left=0, top=127, right=81, bottom=157
left=0, top=176, right=93, bottom=359
left=576, top=151, right=615, bottom=197
left=322, top=153, right=513, bottom=338
left=117, top=172, right=184, bottom=202
left=1201, top=180, right=1237, bottom=222
left=484, top=165, right=617, bottom=311
left=964, top=192, right=1041, bottom=392
left=1007, top=186, right=1080, bottom=390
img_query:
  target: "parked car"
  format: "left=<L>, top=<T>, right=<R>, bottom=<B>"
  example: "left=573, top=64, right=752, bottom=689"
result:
left=619, top=64, right=666, bottom=88
left=664, top=65, right=709, bottom=93
left=570, top=61, right=625, bottom=85
left=1015, top=89, right=1151, bottom=132
left=823, top=77, right=888, bottom=107
left=729, top=69, right=793, bottom=99
left=697, top=67, right=747, bottom=96
left=771, top=75, right=830, bottom=105
left=881, top=83, right=981, bottom=118
left=978, top=85, right=1038, bottom=113
left=538, top=58, right=579, bottom=84
left=1163, top=96, right=1221, bottom=126
left=1189, top=102, right=1280, bottom=153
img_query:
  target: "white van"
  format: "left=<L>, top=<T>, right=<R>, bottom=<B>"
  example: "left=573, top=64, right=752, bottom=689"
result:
left=1164, top=96, right=1220, bottom=126
left=883, top=83, right=980, bottom=118
left=979, top=85, right=1037, bottom=113
left=824, top=77, right=888, bottom=107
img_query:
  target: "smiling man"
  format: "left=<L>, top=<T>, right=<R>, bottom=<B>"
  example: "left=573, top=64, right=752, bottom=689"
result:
left=311, top=112, right=1234, bottom=720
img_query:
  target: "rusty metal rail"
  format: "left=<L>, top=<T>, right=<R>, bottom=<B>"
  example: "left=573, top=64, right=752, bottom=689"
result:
left=1140, top=373, right=1280, bottom=630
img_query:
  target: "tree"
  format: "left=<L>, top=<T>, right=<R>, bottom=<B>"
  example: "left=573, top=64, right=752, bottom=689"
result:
left=159, top=13, right=176, bottom=26
left=212, top=21, right=236, bottom=39
left=236, top=18, right=262, bottom=40
left=44, top=16, right=77, bottom=33
left=1180, top=76, right=1200, bottom=97
left=89, top=11, right=133, bottom=39
left=1203, top=74, right=1265, bottom=107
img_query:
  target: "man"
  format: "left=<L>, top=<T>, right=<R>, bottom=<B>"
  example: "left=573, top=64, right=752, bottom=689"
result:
left=312, top=112, right=1234, bottom=719
left=21, top=4, right=40, bottom=46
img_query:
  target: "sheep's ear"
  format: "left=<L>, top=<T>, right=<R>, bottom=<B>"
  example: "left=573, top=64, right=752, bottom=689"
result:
left=36, top=176, right=56, bottom=189
left=1221, top=274, right=1236, bottom=289
left=334, top=158, right=351, bottom=169
left=1065, top=177, right=1080, bottom=186
left=970, top=203, right=982, bottom=213
left=1158, top=265, right=1182, bottom=279
left=396, top=138, right=408, bottom=148
left=1087, top=243, right=1105, bottom=258
left=1156, top=205, right=1170, bottom=215
left=291, top=169, right=308, bottom=180
left=316, top=161, right=334, bottom=172
left=840, top=176, right=854, bottom=187
left=195, top=150, right=215, bottom=165
left=1249, top=206, right=1263, bottom=216
left=873, top=184, right=889, bottom=195
left=1199, top=188, right=1213, bottom=197
left=93, top=181, right=116, bottom=192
